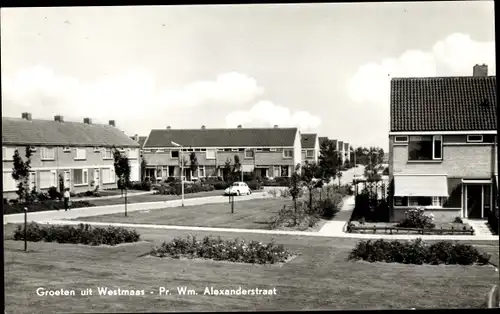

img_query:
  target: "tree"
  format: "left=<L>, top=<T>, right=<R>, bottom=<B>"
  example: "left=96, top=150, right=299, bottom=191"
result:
left=233, top=155, right=242, bottom=181
left=140, top=158, right=148, bottom=182
left=223, top=159, right=232, bottom=182
left=336, top=171, right=343, bottom=186
left=301, top=160, right=323, bottom=211
left=189, top=152, right=198, bottom=178
left=289, top=163, right=302, bottom=224
left=12, top=147, right=33, bottom=204
left=113, top=147, right=131, bottom=216
left=318, top=140, right=340, bottom=181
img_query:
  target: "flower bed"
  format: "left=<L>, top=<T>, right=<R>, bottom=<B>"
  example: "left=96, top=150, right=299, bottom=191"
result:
left=348, top=238, right=491, bottom=265
left=149, top=235, right=292, bottom=264
left=153, top=182, right=215, bottom=195
left=13, top=222, right=141, bottom=246
left=3, top=200, right=95, bottom=215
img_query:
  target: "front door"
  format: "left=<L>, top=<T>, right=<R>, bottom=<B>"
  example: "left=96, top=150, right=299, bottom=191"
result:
left=94, top=169, right=100, bottom=188
left=63, top=171, right=71, bottom=191
left=467, top=185, right=483, bottom=218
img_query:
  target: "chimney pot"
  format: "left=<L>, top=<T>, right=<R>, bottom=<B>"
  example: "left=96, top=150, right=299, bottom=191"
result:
left=237, top=125, right=242, bottom=128
left=274, top=125, right=278, bottom=128
left=201, top=125, right=206, bottom=129
left=21, top=112, right=32, bottom=121
left=473, top=64, right=488, bottom=77
left=54, top=115, right=64, bottom=123
left=166, top=126, right=171, bottom=129
left=109, top=120, right=115, bottom=127
left=83, top=117, right=92, bottom=124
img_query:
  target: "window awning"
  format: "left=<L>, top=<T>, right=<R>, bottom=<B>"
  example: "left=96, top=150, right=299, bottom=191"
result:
left=394, top=175, right=448, bottom=197
left=241, top=164, right=255, bottom=172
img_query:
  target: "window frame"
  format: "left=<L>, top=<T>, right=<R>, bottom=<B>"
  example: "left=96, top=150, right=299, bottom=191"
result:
left=408, top=135, right=442, bottom=161
left=255, top=148, right=263, bottom=152
left=283, top=149, right=293, bottom=159
left=41, top=147, right=55, bottom=161
left=432, top=135, right=443, bottom=160
left=231, top=148, right=239, bottom=152
left=73, top=169, right=89, bottom=186
left=170, top=150, right=179, bottom=159
left=63, top=146, right=71, bottom=153
left=3, top=171, right=17, bottom=191
left=127, top=148, right=139, bottom=159
left=102, top=167, right=116, bottom=184
left=306, top=149, right=314, bottom=158
left=270, top=148, right=277, bottom=152
left=102, top=148, right=113, bottom=160
left=205, top=149, right=216, bottom=160
left=29, top=171, right=37, bottom=190
left=467, top=135, right=483, bottom=143
left=244, top=149, right=254, bottom=159
left=273, top=165, right=281, bottom=177
left=2, top=147, right=16, bottom=161
left=74, top=148, right=87, bottom=160
left=394, top=136, right=409, bottom=143
left=198, top=166, right=206, bottom=177
left=93, top=147, right=100, bottom=153
left=39, top=170, right=58, bottom=189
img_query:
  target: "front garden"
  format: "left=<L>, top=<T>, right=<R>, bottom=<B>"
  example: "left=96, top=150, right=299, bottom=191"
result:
left=348, top=207, right=475, bottom=235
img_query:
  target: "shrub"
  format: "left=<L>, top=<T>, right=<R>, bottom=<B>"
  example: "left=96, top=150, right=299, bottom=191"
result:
left=13, top=222, right=141, bottom=246
left=212, top=182, right=229, bottom=190
left=349, top=238, right=491, bottom=265
left=454, top=216, right=463, bottom=224
left=150, top=235, right=292, bottom=264
left=128, top=180, right=153, bottom=191
left=47, top=186, right=60, bottom=200
left=247, top=180, right=262, bottom=190
left=3, top=200, right=95, bottom=215
left=267, top=188, right=279, bottom=198
left=397, top=207, right=435, bottom=229
left=487, top=208, right=499, bottom=235
left=314, top=193, right=343, bottom=218
left=382, top=167, right=389, bottom=175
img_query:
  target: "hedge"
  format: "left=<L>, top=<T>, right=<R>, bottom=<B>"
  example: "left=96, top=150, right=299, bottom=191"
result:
left=13, top=222, right=141, bottom=246
left=150, top=235, right=292, bottom=264
left=3, top=200, right=95, bottom=215
left=349, top=238, right=491, bottom=265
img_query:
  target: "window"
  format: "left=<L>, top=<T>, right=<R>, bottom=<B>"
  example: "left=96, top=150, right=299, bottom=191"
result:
left=3, top=172, right=17, bottom=191
left=283, top=149, right=293, bottom=158
left=75, top=148, right=86, bottom=160
left=2, top=147, right=16, bottom=161
left=408, top=197, right=432, bottom=206
left=263, top=148, right=270, bottom=152
left=217, top=148, right=224, bottom=151
left=29, top=172, right=36, bottom=190
left=231, top=148, right=239, bottom=152
left=408, top=135, right=442, bottom=161
left=306, top=150, right=314, bottom=158
left=73, top=169, right=88, bottom=186
left=206, top=149, right=216, bottom=159
left=270, top=148, right=277, bottom=152
left=93, top=147, right=100, bottom=152
left=281, top=165, right=290, bottom=177
left=201, top=148, right=206, bottom=152
left=63, top=146, right=71, bottom=152
left=467, top=135, right=483, bottom=143
left=406, top=196, right=443, bottom=207
left=41, top=147, right=55, bottom=160
left=156, top=149, right=165, bottom=153
left=431, top=197, right=442, bottom=207
left=255, top=148, right=263, bottom=152
left=245, top=149, right=254, bottom=159
left=102, top=168, right=115, bottom=184
left=194, top=148, right=201, bottom=152
left=171, top=150, right=179, bottom=158
left=394, top=136, right=408, bottom=143
left=144, top=149, right=152, bottom=153
left=224, top=148, right=232, bottom=152
left=273, top=166, right=281, bottom=177
left=199, top=166, right=205, bottom=177
left=128, top=148, right=139, bottom=159
left=102, top=148, right=113, bottom=159
left=39, top=170, right=57, bottom=188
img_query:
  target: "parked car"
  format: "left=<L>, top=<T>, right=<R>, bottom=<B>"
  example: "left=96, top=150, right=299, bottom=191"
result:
left=224, top=182, right=252, bottom=196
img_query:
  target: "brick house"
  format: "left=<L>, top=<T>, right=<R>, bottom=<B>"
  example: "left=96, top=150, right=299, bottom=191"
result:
left=301, top=133, right=319, bottom=164
left=2, top=113, right=141, bottom=199
left=142, top=125, right=302, bottom=181
left=389, top=64, right=497, bottom=222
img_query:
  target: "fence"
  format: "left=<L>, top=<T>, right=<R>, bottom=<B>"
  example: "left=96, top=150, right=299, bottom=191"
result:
left=347, top=225, right=475, bottom=235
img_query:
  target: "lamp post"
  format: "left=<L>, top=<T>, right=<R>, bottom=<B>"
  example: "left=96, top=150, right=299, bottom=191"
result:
left=171, top=141, right=184, bottom=207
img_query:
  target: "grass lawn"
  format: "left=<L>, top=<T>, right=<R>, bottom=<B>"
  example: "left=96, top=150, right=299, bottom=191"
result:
left=72, top=198, right=293, bottom=230
left=81, top=190, right=228, bottom=207
left=90, top=189, right=146, bottom=197
left=4, top=224, right=499, bottom=313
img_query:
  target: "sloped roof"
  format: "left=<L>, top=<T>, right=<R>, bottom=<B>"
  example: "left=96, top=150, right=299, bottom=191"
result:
left=144, top=128, right=298, bottom=148
left=338, top=141, right=344, bottom=150
left=2, top=117, right=139, bottom=147
left=391, top=76, right=497, bottom=132
left=318, top=137, right=329, bottom=146
left=301, top=133, right=317, bottom=149
left=344, top=142, right=349, bottom=151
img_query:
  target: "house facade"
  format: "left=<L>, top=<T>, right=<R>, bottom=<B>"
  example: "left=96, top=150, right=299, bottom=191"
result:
left=2, top=113, right=141, bottom=199
left=389, top=64, right=497, bottom=222
left=343, top=142, right=350, bottom=163
left=301, top=133, right=320, bottom=164
left=142, top=126, right=302, bottom=181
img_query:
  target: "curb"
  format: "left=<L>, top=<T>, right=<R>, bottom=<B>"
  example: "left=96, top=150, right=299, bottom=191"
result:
left=486, top=284, right=499, bottom=308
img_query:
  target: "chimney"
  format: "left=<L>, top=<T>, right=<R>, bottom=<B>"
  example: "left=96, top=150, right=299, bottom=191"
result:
left=109, top=120, right=115, bottom=127
left=21, top=112, right=32, bottom=121
left=201, top=125, right=206, bottom=129
left=274, top=125, right=278, bottom=128
left=473, top=64, right=488, bottom=77
left=237, top=125, right=242, bottom=128
left=54, top=115, right=64, bottom=123
left=83, top=117, right=92, bottom=124
left=131, top=134, right=138, bottom=141
left=166, top=126, right=171, bottom=130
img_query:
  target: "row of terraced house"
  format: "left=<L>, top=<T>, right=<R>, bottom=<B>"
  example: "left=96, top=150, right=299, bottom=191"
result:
left=2, top=115, right=353, bottom=199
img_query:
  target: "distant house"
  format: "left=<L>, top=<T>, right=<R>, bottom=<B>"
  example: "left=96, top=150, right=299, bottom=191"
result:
left=343, top=142, right=350, bottom=163
left=389, top=64, right=497, bottom=222
left=2, top=113, right=140, bottom=199
left=142, top=125, right=302, bottom=181
left=131, top=134, right=148, bottom=179
left=301, top=133, right=320, bottom=164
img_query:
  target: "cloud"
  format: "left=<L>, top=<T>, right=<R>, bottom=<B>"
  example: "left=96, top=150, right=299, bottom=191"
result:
left=225, top=100, right=321, bottom=131
left=347, top=33, right=496, bottom=149
left=348, top=33, right=496, bottom=106
left=2, top=67, right=264, bottom=133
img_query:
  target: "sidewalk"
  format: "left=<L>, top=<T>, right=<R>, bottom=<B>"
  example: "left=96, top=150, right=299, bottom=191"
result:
left=35, top=219, right=499, bottom=241
left=3, top=192, right=270, bottom=225
left=71, top=190, right=154, bottom=202
left=318, top=195, right=354, bottom=236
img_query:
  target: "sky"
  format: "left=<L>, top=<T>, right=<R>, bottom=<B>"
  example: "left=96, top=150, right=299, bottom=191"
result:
left=1, top=2, right=496, bottom=151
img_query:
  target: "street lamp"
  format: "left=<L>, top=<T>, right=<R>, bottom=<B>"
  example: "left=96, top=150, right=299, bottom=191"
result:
left=171, top=141, right=184, bottom=207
